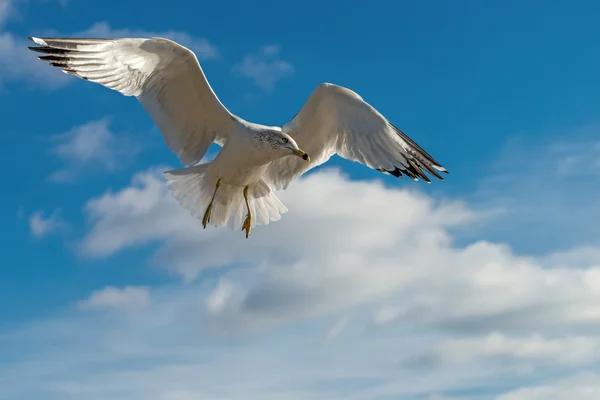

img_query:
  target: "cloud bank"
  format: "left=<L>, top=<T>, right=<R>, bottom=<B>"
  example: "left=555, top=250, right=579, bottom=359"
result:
left=5, top=167, right=600, bottom=399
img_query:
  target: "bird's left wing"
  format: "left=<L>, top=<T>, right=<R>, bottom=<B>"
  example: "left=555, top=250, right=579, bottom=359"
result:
left=28, top=36, right=239, bottom=166
left=263, top=83, right=448, bottom=190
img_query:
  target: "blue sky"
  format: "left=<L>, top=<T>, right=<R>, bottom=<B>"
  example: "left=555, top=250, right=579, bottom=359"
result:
left=2, top=0, right=600, bottom=399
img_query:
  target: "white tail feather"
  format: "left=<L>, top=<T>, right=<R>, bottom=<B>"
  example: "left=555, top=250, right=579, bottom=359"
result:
left=163, top=163, right=288, bottom=230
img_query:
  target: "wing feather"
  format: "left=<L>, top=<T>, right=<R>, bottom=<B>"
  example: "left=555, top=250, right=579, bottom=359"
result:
left=264, top=83, right=447, bottom=189
left=28, top=36, right=238, bottom=166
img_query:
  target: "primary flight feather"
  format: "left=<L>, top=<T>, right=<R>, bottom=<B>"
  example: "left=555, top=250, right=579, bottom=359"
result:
left=28, top=36, right=448, bottom=238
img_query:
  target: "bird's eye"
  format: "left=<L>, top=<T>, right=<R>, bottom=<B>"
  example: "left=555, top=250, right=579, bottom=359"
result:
left=281, top=137, right=289, bottom=144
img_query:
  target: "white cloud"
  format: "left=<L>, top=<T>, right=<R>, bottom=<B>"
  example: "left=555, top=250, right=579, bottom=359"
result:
left=78, top=286, right=151, bottom=311
left=80, top=167, right=472, bottom=282
left=48, top=119, right=140, bottom=182
left=3, top=279, right=600, bottom=400
left=233, top=45, right=294, bottom=90
left=75, top=166, right=600, bottom=338
left=426, top=396, right=468, bottom=400
left=205, top=279, right=239, bottom=314
left=7, top=160, right=600, bottom=399
left=28, top=209, right=67, bottom=238
left=0, top=284, right=521, bottom=400
left=373, top=305, right=407, bottom=325
left=497, top=371, right=600, bottom=400
left=415, top=332, right=600, bottom=367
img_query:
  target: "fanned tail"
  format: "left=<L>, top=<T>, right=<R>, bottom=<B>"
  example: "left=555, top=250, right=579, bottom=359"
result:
left=163, top=163, right=288, bottom=231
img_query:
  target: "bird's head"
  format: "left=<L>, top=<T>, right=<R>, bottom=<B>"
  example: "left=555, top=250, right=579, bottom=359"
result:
left=253, top=129, right=310, bottom=162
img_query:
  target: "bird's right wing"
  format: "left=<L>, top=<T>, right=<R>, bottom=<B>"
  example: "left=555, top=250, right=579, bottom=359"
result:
left=264, top=83, right=447, bottom=190
left=29, top=36, right=239, bottom=166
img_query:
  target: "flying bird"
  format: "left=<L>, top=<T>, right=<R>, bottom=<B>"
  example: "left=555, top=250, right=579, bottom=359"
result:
left=28, top=36, right=448, bottom=238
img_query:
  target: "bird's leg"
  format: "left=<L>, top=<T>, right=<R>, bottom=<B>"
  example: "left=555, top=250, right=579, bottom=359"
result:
left=202, top=178, right=221, bottom=229
left=241, top=185, right=252, bottom=238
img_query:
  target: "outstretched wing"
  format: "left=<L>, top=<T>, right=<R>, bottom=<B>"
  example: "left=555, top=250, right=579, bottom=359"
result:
left=263, top=83, right=448, bottom=190
left=28, top=36, right=239, bottom=166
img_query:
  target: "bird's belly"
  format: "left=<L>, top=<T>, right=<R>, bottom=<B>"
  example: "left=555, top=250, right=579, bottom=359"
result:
left=222, top=165, right=268, bottom=186
left=210, top=155, right=269, bottom=187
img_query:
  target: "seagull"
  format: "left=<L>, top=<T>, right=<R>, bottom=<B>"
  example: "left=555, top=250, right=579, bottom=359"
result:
left=28, top=36, right=448, bottom=238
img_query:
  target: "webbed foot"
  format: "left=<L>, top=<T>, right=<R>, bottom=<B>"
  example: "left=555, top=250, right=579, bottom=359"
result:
left=202, top=204, right=212, bottom=229
left=242, top=212, right=252, bottom=238
left=242, top=185, right=252, bottom=238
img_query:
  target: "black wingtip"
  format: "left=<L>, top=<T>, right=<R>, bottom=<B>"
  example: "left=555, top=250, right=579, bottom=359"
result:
left=382, top=164, right=447, bottom=183
left=29, top=46, right=70, bottom=55
left=28, top=46, right=48, bottom=53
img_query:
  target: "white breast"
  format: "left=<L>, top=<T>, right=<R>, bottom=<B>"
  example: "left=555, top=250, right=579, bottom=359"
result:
left=210, top=126, right=272, bottom=187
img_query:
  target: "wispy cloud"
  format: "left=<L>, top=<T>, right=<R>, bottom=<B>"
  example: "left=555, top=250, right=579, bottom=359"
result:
left=552, top=139, right=600, bottom=178
left=497, top=371, right=600, bottom=400
left=233, top=45, right=294, bottom=90
left=28, top=209, right=67, bottom=238
left=78, top=286, right=151, bottom=312
left=48, top=119, right=140, bottom=183
left=0, top=0, right=12, bottom=29
left=326, top=316, right=349, bottom=341
left=413, top=332, right=600, bottom=367
left=464, top=124, right=600, bottom=256
left=0, top=31, right=71, bottom=89
left=0, top=0, right=70, bottom=89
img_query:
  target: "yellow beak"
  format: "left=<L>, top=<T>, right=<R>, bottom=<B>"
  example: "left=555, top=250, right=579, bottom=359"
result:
left=292, top=149, right=310, bottom=162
